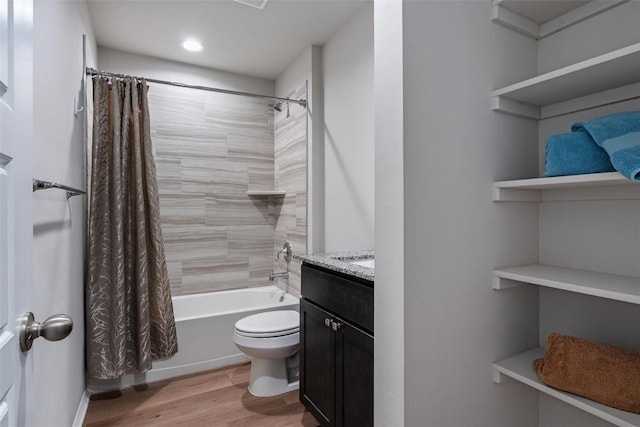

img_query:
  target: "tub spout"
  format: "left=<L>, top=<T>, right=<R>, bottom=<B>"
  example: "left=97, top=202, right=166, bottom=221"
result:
left=269, top=272, right=289, bottom=281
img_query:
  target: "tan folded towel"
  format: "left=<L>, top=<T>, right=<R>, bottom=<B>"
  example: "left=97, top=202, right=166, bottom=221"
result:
left=534, top=333, right=640, bottom=414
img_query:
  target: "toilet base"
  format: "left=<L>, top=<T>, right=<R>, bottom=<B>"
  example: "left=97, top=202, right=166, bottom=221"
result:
left=247, top=357, right=300, bottom=397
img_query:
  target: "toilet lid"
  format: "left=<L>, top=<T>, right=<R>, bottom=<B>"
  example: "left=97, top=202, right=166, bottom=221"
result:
left=235, top=310, right=299, bottom=335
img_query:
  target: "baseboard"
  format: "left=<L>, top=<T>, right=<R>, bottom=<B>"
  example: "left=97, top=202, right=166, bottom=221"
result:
left=86, top=353, right=250, bottom=394
left=72, top=390, right=91, bottom=427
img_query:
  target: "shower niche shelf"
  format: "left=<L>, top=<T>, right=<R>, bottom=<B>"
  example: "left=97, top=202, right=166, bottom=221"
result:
left=493, top=348, right=640, bottom=427
left=246, top=190, right=286, bottom=197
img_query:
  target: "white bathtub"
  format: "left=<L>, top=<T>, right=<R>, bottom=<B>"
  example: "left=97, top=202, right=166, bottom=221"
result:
left=87, top=285, right=299, bottom=393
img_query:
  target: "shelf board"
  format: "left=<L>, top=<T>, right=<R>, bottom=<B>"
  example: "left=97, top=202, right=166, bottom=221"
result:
left=491, top=0, right=628, bottom=40
left=246, top=190, right=286, bottom=197
left=493, top=348, right=640, bottom=427
left=493, top=264, right=640, bottom=305
left=493, top=172, right=637, bottom=201
left=491, top=42, right=640, bottom=118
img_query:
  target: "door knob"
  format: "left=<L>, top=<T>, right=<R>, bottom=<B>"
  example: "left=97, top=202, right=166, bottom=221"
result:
left=19, top=312, right=73, bottom=352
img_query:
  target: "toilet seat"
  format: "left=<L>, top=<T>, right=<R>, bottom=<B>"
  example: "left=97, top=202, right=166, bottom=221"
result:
left=234, top=328, right=298, bottom=338
left=234, top=310, right=299, bottom=338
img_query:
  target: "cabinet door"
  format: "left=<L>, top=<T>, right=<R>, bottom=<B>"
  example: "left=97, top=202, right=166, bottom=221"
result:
left=336, top=321, right=374, bottom=427
left=300, top=299, right=336, bottom=426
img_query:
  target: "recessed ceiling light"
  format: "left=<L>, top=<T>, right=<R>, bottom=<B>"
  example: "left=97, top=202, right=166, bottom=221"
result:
left=233, top=0, right=269, bottom=10
left=181, top=39, right=203, bottom=52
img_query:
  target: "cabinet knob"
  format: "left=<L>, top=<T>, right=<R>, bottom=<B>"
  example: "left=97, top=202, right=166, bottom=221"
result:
left=324, top=318, right=332, bottom=328
left=331, top=321, right=343, bottom=331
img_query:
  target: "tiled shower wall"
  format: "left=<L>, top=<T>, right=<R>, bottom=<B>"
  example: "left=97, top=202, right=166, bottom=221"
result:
left=274, top=84, right=308, bottom=297
left=149, top=82, right=306, bottom=296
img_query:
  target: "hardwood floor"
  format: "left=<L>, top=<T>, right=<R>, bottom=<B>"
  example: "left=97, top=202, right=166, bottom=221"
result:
left=84, top=363, right=320, bottom=426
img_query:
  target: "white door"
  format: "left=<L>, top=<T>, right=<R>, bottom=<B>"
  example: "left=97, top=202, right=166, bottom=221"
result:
left=0, top=0, right=34, bottom=425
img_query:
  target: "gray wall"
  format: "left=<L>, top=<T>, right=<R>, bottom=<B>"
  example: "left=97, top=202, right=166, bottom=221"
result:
left=32, top=1, right=97, bottom=425
left=323, top=3, right=374, bottom=252
left=401, top=2, right=541, bottom=426
left=373, top=2, right=405, bottom=425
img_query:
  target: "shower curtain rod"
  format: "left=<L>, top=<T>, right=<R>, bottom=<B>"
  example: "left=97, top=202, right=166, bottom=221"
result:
left=85, top=67, right=307, bottom=108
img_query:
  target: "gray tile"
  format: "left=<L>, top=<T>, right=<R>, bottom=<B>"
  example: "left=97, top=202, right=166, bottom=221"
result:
left=296, top=192, right=307, bottom=228
left=249, top=255, right=275, bottom=287
left=181, top=158, right=248, bottom=194
left=158, top=193, right=205, bottom=225
left=205, top=194, right=270, bottom=226
left=205, top=93, right=270, bottom=136
left=287, top=259, right=302, bottom=298
left=148, top=84, right=206, bottom=125
left=210, top=161, right=249, bottom=193
left=155, top=122, right=227, bottom=160
left=162, top=225, right=227, bottom=263
left=274, top=194, right=296, bottom=232
left=154, top=81, right=308, bottom=297
left=228, top=225, right=274, bottom=256
left=155, top=157, right=181, bottom=194
left=228, top=131, right=273, bottom=164
left=182, top=260, right=249, bottom=294
left=166, top=261, right=183, bottom=295
left=248, top=163, right=275, bottom=192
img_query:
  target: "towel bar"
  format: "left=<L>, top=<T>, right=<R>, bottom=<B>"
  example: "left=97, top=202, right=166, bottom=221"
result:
left=32, top=179, right=86, bottom=199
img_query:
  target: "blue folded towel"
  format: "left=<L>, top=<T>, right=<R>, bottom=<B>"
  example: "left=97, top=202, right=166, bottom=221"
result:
left=572, top=111, right=640, bottom=144
left=543, top=130, right=615, bottom=177
left=570, top=111, right=640, bottom=180
left=600, top=132, right=640, bottom=181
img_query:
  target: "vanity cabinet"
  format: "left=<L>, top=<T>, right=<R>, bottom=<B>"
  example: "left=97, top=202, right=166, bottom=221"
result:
left=300, top=264, right=373, bottom=427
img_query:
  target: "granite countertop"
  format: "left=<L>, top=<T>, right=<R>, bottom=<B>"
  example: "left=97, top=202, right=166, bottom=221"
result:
left=295, top=249, right=374, bottom=282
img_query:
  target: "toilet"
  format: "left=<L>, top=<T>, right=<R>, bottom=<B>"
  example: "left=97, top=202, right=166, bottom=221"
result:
left=233, top=310, right=300, bottom=397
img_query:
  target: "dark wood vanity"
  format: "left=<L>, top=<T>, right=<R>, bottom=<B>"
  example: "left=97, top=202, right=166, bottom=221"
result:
left=299, top=263, right=374, bottom=427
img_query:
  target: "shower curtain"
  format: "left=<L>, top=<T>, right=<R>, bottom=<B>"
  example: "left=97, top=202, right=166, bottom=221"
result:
left=86, top=76, right=177, bottom=379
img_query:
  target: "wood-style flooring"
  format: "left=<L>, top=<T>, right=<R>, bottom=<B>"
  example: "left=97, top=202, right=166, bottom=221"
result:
left=83, top=363, right=320, bottom=426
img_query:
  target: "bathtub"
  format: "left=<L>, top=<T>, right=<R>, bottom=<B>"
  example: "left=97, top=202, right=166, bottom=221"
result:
left=87, top=285, right=298, bottom=393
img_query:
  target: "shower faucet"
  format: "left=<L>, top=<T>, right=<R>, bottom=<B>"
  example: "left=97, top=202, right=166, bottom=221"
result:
left=269, top=272, right=289, bottom=281
left=276, top=242, right=292, bottom=263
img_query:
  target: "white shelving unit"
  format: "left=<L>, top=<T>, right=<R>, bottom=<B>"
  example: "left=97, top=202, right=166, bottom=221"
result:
left=493, top=348, right=640, bottom=427
left=492, top=172, right=637, bottom=202
left=492, top=42, right=640, bottom=119
left=491, top=2, right=640, bottom=425
left=246, top=190, right=286, bottom=197
left=491, top=0, right=629, bottom=40
left=493, top=264, right=640, bottom=305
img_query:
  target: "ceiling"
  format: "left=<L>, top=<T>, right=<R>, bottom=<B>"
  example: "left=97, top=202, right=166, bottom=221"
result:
left=87, top=0, right=369, bottom=81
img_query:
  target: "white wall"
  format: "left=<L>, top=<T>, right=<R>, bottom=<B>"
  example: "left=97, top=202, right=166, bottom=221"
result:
left=401, top=2, right=541, bottom=426
left=32, top=2, right=97, bottom=426
left=537, top=1, right=640, bottom=74
left=323, top=3, right=374, bottom=252
left=373, top=1, right=404, bottom=425
left=98, top=47, right=274, bottom=95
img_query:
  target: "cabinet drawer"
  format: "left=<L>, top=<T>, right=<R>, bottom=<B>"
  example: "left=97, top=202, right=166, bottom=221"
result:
left=301, top=264, right=374, bottom=334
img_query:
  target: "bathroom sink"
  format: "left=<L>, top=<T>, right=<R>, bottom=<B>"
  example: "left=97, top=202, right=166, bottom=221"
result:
left=349, top=258, right=374, bottom=269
